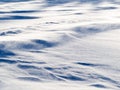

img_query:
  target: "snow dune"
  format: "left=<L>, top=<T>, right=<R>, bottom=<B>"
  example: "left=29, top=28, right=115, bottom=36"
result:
left=0, top=0, right=120, bottom=90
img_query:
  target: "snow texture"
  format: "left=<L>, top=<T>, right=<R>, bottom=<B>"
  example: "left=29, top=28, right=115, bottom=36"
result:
left=0, top=0, right=120, bottom=90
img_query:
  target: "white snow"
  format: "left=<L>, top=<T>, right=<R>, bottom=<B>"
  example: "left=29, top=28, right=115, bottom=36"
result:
left=0, top=0, right=120, bottom=90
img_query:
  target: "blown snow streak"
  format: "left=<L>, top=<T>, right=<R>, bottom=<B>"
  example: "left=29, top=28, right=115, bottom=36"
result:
left=0, top=0, right=120, bottom=90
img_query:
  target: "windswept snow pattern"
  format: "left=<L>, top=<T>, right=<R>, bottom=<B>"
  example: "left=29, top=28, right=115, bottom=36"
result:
left=0, top=0, right=120, bottom=90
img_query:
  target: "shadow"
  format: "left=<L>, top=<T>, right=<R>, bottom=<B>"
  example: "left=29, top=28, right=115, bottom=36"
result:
left=18, top=60, right=46, bottom=64
left=0, top=59, right=17, bottom=64
left=44, top=66, right=71, bottom=71
left=74, top=12, right=83, bottom=15
left=0, top=30, right=21, bottom=36
left=0, top=0, right=31, bottom=3
left=99, top=75, right=120, bottom=86
left=75, top=62, right=106, bottom=67
left=18, top=77, right=41, bottom=82
left=0, top=58, right=46, bottom=65
left=91, top=84, right=107, bottom=88
left=11, top=10, right=38, bottom=13
left=45, top=0, right=71, bottom=6
left=18, top=66, right=63, bottom=81
left=0, top=49, right=15, bottom=57
left=44, top=66, right=85, bottom=81
left=32, top=39, right=57, bottom=48
left=89, top=74, right=120, bottom=88
left=0, top=15, right=39, bottom=20
left=20, top=43, right=38, bottom=50
left=4, top=40, right=57, bottom=53
left=95, top=6, right=117, bottom=11
left=73, top=24, right=120, bottom=38
left=58, top=74, right=85, bottom=81
left=17, top=64, right=39, bottom=69
left=0, top=10, right=39, bottom=14
left=0, top=44, right=5, bottom=48
left=45, top=0, right=120, bottom=7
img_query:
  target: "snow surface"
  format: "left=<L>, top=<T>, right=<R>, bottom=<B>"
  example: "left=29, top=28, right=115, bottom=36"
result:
left=0, top=0, right=120, bottom=90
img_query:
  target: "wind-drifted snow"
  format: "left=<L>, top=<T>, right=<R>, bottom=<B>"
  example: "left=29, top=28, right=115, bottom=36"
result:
left=0, top=0, right=120, bottom=90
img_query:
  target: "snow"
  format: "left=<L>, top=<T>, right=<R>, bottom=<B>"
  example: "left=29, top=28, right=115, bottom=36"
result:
left=0, top=0, right=120, bottom=90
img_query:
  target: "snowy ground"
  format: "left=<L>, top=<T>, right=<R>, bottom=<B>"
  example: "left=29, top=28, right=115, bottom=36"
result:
left=0, top=0, right=120, bottom=90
